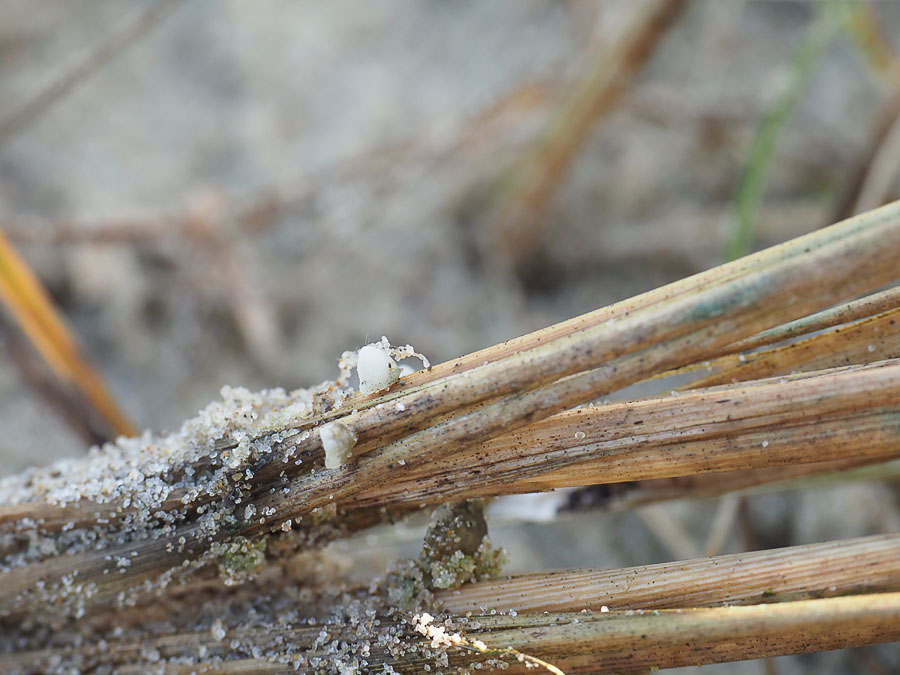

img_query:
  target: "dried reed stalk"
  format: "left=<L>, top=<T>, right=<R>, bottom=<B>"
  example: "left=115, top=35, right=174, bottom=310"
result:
left=351, top=360, right=900, bottom=505
left=438, top=533, right=900, bottom=613
left=699, top=284, right=900, bottom=359
left=6, top=592, right=900, bottom=674
left=457, top=593, right=900, bottom=674
left=683, top=305, right=900, bottom=389
left=564, top=455, right=899, bottom=514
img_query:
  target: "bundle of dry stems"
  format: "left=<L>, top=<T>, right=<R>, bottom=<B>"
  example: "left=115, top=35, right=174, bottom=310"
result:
left=2, top=200, right=900, bottom=672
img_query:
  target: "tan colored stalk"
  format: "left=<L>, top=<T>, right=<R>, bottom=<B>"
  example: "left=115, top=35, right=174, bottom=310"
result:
left=389, top=201, right=900, bottom=398
left=5, top=361, right=892, bottom=557
left=8, top=593, right=900, bottom=674
left=569, top=456, right=896, bottom=513
left=513, top=407, right=897, bottom=494
left=438, top=533, right=900, bottom=614
left=465, top=593, right=900, bottom=673
left=682, top=305, right=900, bottom=389
left=708, top=284, right=900, bottom=359
left=346, top=361, right=900, bottom=507
left=0, top=230, right=135, bottom=439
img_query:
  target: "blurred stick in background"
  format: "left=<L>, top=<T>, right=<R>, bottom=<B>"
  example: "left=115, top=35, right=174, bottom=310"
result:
left=0, top=230, right=134, bottom=441
left=483, top=0, right=687, bottom=276
left=0, top=0, right=184, bottom=147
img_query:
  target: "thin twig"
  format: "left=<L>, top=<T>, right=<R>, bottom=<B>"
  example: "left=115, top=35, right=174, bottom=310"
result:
left=0, top=0, right=184, bottom=147
left=562, top=456, right=896, bottom=515
left=483, top=0, right=687, bottom=272
left=0, top=230, right=135, bottom=439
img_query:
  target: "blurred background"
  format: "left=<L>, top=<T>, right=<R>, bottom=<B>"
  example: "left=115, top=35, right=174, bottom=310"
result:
left=2, top=1, right=900, bottom=672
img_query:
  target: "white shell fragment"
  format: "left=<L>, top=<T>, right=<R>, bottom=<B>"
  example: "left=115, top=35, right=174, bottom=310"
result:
left=357, top=344, right=400, bottom=395
left=320, top=421, right=358, bottom=469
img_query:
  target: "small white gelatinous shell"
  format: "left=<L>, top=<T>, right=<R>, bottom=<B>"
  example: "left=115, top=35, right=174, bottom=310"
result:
left=320, top=421, right=358, bottom=469
left=357, top=344, right=400, bottom=395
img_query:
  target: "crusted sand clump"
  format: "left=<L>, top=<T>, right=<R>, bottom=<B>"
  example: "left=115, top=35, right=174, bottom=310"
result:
left=0, top=384, right=319, bottom=511
left=0, top=384, right=330, bottom=572
left=422, top=500, right=507, bottom=590
left=0, top=380, right=352, bottom=620
left=386, top=500, right=508, bottom=612
left=0, top=340, right=378, bottom=617
left=0, top=337, right=428, bottom=577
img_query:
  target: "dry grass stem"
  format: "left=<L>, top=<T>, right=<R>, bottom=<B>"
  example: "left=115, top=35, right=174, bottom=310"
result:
left=458, top=593, right=900, bottom=674
left=394, top=201, right=900, bottom=398
left=2, top=203, right=900, bottom=618
left=708, top=284, right=900, bottom=359
left=8, top=593, right=900, bottom=674
left=573, top=456, right=896, bottom=514
left=683, top=305, right=900, bottom=389
left=438, top=533, right=900, bottom=614
left=354, top=360, right=900, bottom=505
